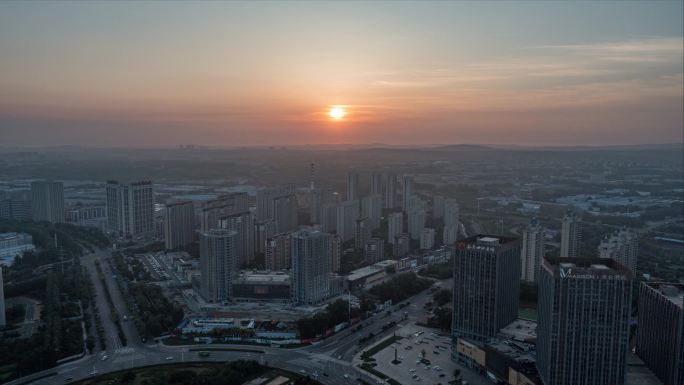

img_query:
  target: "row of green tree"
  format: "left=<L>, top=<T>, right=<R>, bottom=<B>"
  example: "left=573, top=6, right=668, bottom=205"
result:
left=369, top=272, right=433, bottom=303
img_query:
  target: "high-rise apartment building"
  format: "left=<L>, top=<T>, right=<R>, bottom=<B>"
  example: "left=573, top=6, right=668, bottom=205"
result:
left=361, top=194, right=383, bottom=230
left=200, top=229, right=238, bottom=303
left=370, top=172, right=383, bottom=196
left=408, top=207, right=426, bottom=240
left=0, top=190, right=31, bottom=221
left=452, top=235, right=521, bottom=344
left=319, top=202, right=338, bottom=234
left=291, top=229, right=331, bottom=304
left=635, top=282, right=683, bottom=385
left=200, top=193, right=249, bottom=232
left=347, top=171, right=360, bottom=202
left=330, top=233, right=341, bottom=273
left=384, top=173, right=397, bottom=209
left=265, top=233, right=291, bottom=271
left=537, top=257, right=632, bottom=385
left=364, top=238, right=385, bottom=264
left=106, top=180, right=154, bottom=236
left=309, top=187, right=335, bottom=224
left=393, top=233, right=410, bottom=257
left=256, top=186, right=297, bottom=232
left=254, top=219, right=276, bottom=254
left=560, top=210, right=582, bottom=258
left=336, top=199, right=359, bottom=242
left=164, top=201, right=195, bottom=250
left=403, top=175, right=414, bottom=211
left=598, top=228, right=638, bottom=274
left=387, top=211, right=403, bottom=246
left=420, top=228, right=435, bottom=250
left=219, top=211, right=254, bottom=266
left=433, top=195, right=445, bottom=219
left=443, top=199, right=460, bottom=245
left=355, top=217, right=372, bottom=250
left=31, top=181, right=64, bottom=223
left=520, top=218, right=544, bottom=283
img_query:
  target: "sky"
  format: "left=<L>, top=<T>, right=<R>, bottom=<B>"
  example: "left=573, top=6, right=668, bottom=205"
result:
left=1, top=1, right=682, bottom=147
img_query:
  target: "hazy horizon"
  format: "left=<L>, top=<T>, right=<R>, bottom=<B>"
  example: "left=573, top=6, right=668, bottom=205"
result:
left=1, top=1, right=683, bottom=147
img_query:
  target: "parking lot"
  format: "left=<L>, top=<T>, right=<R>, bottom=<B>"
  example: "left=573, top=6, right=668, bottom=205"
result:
left=366, top=325, right=489, bottom=385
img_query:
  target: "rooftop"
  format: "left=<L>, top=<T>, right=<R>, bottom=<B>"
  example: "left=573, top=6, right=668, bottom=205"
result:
left=347, top=265, right=383, bottom=281
left=543, top=257, right=632, bottom=278
left=644, top=282, right=684, bottom=308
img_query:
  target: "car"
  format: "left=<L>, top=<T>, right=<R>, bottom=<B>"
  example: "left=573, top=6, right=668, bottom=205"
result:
left=64, top=377, right=73, bottom=382
left=165, top=356, right=173, bottom=360
left=101, top=355, right=108, bottom=361
left=299, top=369, right=306, bottom=374
left=439, top=374, right=446, bottom=378
left=344, top=374, right=350, bottom=379
left=323, top=373, right=329, bottom=377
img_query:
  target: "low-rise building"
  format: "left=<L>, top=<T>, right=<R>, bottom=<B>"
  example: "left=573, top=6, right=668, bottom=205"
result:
left=0, top=232, right=35, bottom=266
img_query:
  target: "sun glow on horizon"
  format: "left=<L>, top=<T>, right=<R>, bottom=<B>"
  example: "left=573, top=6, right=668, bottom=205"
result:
left=328, top=105, right=347, bottom=120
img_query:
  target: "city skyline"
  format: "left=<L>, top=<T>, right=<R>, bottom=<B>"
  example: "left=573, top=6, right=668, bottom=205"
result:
left=1, top=1, right=682, bottom=147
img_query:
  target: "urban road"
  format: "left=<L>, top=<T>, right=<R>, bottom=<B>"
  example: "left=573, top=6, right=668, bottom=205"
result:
left=6, top=248, right=450, bottom=385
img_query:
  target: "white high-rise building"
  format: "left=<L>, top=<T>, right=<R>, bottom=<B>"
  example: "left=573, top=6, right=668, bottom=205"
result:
left=520, top=218, right=544, bottom=283
left=31, top=181, right=64, bottom=223
left=219, top=211, right=255, bottom=267
left=336, top=200, right=359, bottom=241
left=408, top=207, right=426, bottom=240
left=347, top=172, right=360, bottom=202
left=403, top=175, right=414, bottom=211
left=387, top=211, right=403, bottom=245
left=364, top=238, right=385, bottom=264
left=560, top=210, right=582, bottom=258
left=598, top=228, right=638, bottom=274
left=443, top=198, right=460, bottom=246
left=384, top=173, right=397, bottom=209
left=200, top=229, right=238, bottom=303
left=164, top=201, right=195, bottom=250
left=291, top=229, right=331, bottom=304
left=420, top=228, right=435, bottom=250
left=106, top=180, right=154, bottom=236
left=0, top=266, right=5, bottom=327
left=361, top=194, right=383, bottom=230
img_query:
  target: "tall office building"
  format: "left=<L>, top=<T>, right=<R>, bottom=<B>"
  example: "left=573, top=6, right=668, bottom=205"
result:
left=387, top=211, right=403, bottom=246
left=402, top=175, right=414, bottom=211
left=336, top=199, right=359, bottom=242
left=0, top=266, right=5, bottom=327
left=370, top=172, right=383, bottom=196
left=537, top=257, right=632, bottom=385
left=598, top=228, right=638, bottom=274
left=347, top=171, right=360, bottom=202
left=355, top=217, right=372, bottom=250
left=200, top=229, right=238, bottom=303
left=361, top=194, right=382, bottom=230
left=291, top=229, right=331, bottom=304
left=408, top=207, right=426, bottom=240
left=420, top=228, right=435, bottom=250
left=364, top=238, right=385, bottom=264
left=265, top=233, right=291, bottom=271
left=31, top=181, right=64, bottom=223
left=560, top=210, right=582, bottom=258
left=635, top=282, right=683, bottom=385
left=443, top=199, right=460, bottom=245
left=452, top=235, right=521, bottom=343
left=106, top=180, right=154, bottom=236
left=200, top=193, right=249, bottom=232
left=164, top=201, right=195, bottom=250
left=520, top=218, right=544, bottom=283
left=219, top=211, right=254, bottom=266
left=383, top=173, right=397, bottom=209
left=433, top=195, right=445, bottom=219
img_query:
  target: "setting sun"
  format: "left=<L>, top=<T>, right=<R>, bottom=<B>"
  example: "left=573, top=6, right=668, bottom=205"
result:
left=328, top=106, right=347, bottom=120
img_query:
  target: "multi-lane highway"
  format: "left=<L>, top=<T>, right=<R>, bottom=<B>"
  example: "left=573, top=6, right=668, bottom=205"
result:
left=6, top=248, right=448, bottom=385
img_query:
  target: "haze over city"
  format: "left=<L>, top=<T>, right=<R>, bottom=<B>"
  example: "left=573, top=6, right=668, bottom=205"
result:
left=1, top=1, right=683, bottom=147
